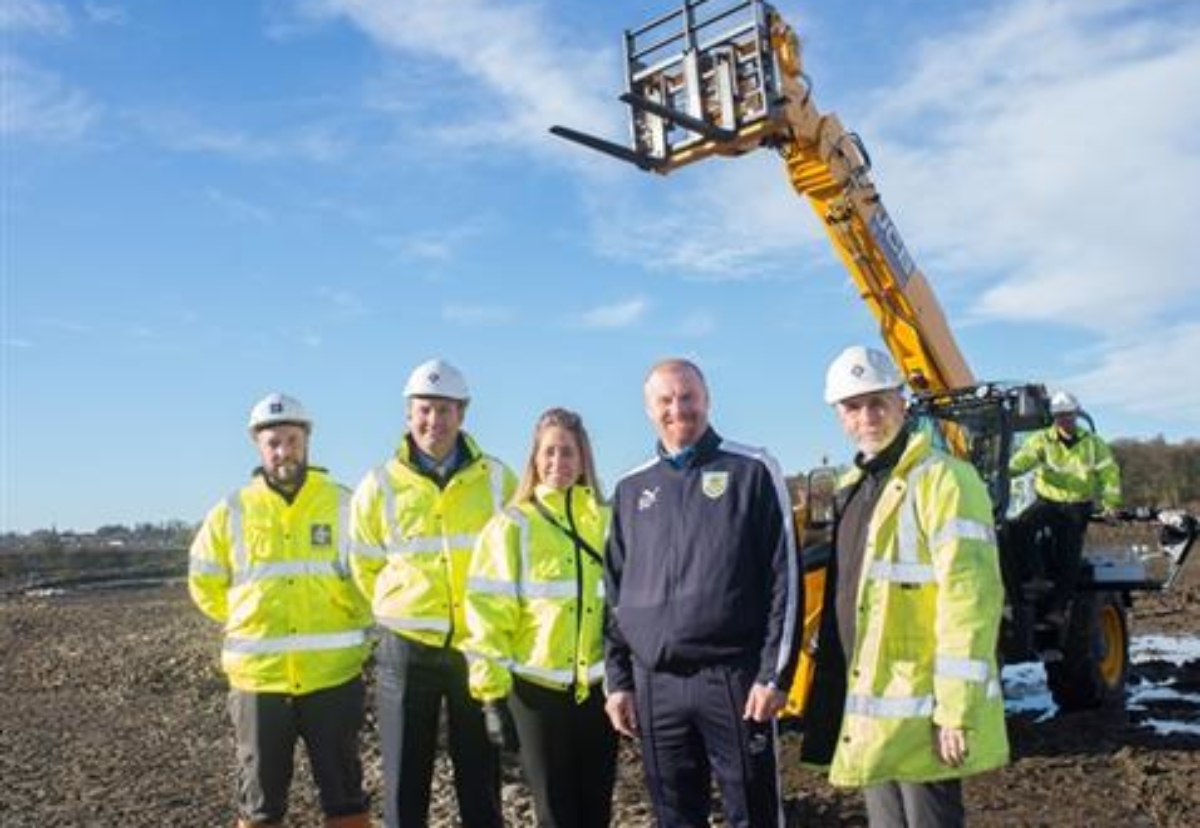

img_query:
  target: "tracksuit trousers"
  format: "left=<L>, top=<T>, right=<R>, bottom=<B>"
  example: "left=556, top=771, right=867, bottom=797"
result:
left=633, top=661, right=781, bottom=828
left=375, top=633, right=502, bottom=828
left=508, top=677, right=618, bottom=828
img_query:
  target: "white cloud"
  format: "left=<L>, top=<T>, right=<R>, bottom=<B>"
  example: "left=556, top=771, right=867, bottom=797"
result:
left=575, top=297, right=648, bottom=330
left=0, top=0, right=71, bottom=36
left=830, top=0, right=1200, bottom=426
left=0, top=56, right=98, bottom=141
left=379, top=220, right=490, bottom=264
left=442, top=304, right=514, bottom=326
left=3, top=337, right=34, bottom=349
left=295, top=1, right=825, bottom=276
left=1069, top=322, right=1200, bottom=424
left=315, top=286, right=369, bottom=319
left=306, top=0, right=620, bottom=157
left=82, top=2, right=126, bottom=26
left=585, top=155, right=828, bottom=279
left=387, top=234, right=454, bottom=263
left=203, top=187, right=273, bottom=225
left=859, top=0, right=1200, bottom=333
left=141, top=115, right=348, bottom=164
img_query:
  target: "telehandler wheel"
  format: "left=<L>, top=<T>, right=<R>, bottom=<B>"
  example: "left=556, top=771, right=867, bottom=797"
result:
left=1046, top=590, right=1129, bottom=711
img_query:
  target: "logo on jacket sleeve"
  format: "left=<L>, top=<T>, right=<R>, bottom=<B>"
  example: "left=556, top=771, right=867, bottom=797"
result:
left=637, top=487, right=660, bottom=511
left=702, top=471, right=729, bottom=500
left=310, top=523, right=333, bottom=546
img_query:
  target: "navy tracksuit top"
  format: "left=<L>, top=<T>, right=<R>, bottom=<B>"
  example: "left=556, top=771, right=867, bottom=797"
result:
left=603, top=427, right=802, bottom=693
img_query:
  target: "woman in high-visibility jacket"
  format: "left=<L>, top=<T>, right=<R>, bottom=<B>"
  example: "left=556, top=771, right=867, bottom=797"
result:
left=464, top=407, right=616, bottom=828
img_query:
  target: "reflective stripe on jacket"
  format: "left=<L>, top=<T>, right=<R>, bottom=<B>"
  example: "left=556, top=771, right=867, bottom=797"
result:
left=188, top=468, right=371, bottom=694
left=829, top=431, right=1009, bottom=787
left=1009, top=426, right=1121, bottom=510
left=463, top=484, right=609, bottom=703
left=349, top=433, right=516, bottom=649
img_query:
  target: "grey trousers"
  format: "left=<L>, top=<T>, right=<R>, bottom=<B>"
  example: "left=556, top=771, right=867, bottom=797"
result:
left=863, top=779, right=964, bottom=828
left=228, top=677, right=368, bottom=823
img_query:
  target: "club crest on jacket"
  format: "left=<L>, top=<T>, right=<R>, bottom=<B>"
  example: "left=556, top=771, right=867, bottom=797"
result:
left=702, top=472, right=729, bottom=500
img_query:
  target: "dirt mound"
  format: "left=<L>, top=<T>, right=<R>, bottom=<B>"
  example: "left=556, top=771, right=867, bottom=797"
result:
left=1, top=569, right=1197, bottom=826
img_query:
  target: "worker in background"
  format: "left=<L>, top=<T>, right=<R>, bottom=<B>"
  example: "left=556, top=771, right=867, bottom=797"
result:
left=1008, top=390, right=1122, bottom=626
left=604, top=358, right=800, bottom=828
left=464, top=407, right=617, bottom=828
left=350, top=359, right=516, bottom=828
left=802, top=347, right=1009, bottom=828
left=189, top=393, right=371, bottom=828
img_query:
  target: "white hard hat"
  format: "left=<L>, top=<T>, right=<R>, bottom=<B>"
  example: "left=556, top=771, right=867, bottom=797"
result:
left=247, top=392, right=312, bottom=433
left=1050, top=391, right=1080, bottom=415
left=824, top=345, right=903, bottom=405
left=404, top=358, right=470, bottom=401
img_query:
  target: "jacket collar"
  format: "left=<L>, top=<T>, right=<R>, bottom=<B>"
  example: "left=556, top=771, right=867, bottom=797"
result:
left=396, top=432, right=482, bottom=473
left=839, top=427, right=932, bottom=490
left=656, top=426, right=722, bottom=469
left=837, top=429, right=935, bottom=532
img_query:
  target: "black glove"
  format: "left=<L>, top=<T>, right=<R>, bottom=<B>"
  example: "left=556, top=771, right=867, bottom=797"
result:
left=482, top=700, right=519, bottom=753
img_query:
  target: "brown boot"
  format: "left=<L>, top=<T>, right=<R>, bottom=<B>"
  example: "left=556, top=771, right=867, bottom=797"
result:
left=324, top=814, right=370, bottom=828
left=236, top=820, right=282, bottom=828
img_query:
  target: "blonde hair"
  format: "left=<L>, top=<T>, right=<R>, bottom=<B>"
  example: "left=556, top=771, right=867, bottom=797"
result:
left=512, top=407, right=604, bottom=505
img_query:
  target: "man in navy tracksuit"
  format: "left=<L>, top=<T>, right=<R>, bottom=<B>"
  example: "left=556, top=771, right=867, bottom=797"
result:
left=604, top=358, right=801, bottom=828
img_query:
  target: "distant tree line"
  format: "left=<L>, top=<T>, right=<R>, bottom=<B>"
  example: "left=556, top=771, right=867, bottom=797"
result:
left=0, top=520, right=195, bottom=553
left=785, top=436, right=1200, bottom=512
left=3, top=437, right=1197, bottom=553
left=1111, top=437, right=1200, bottom=509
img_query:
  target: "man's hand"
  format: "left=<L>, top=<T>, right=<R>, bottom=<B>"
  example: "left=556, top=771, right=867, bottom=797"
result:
left=743, top=682, right=787, bottom=723
left=605, top=690, right=639, bottom=737
left=482, top=700, right=520, bottom=753
left=935, top=726, right=968, bottom=767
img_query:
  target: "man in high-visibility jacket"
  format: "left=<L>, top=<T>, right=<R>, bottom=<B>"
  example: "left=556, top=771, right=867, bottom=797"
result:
left=802, top=347, right=1009, bottom=828
left=1009, top=390, right=1122, bottom=625
left=350, top=358, right=516, bottom=828
left=189, top=393, right=371, bottom=828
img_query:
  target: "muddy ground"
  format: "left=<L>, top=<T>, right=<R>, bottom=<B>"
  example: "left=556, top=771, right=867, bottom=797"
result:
left=1, top=559, right=1197, bottom=827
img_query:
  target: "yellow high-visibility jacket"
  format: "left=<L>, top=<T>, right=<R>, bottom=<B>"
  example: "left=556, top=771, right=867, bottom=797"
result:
left=1010, top=426, right=1121, bottom=510
left=350, top=433, right=515, bottom=649
left=188, top=468, right=371, bottom=694
left=829, top=431, right=1009, bottom=787
left=463, top=485, right=609, bottom=703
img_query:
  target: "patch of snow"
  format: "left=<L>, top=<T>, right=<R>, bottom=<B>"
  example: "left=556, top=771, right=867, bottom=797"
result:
left=1131, top=634, right=1200, bottom=667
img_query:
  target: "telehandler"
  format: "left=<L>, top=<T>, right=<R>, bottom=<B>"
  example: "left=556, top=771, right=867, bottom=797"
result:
left=552, top=0, right=1198, bottom=712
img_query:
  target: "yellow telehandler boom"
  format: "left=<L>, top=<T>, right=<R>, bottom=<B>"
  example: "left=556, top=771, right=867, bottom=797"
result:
left=552, top=0, right=973, bottom=394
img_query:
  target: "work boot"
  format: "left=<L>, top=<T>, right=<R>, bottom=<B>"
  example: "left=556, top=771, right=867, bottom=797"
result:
left=236, top=821, right=282, bottom=828
left=324, top=814, right=371, bottom=828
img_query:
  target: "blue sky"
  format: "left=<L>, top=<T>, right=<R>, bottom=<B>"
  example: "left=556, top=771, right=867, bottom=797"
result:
left=4, top=0, right=1199, bottom=533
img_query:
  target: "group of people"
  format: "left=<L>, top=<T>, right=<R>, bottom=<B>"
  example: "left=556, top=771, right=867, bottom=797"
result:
left=189, top=347, right=1118, bottom=828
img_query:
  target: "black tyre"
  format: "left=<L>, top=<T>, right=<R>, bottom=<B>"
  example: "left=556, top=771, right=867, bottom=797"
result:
left=1046, top=590, right=1129, bottom=711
